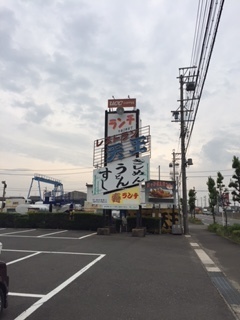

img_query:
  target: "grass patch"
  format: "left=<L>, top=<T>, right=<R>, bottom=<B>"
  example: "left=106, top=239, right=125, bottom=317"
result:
left=208, top=223, right=240, bottom=244
left=189, top=217, right=203, bottom=224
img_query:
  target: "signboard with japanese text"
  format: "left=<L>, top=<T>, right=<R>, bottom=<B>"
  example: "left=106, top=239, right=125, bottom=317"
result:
left=93, top=126, right=151, bottom=168
left=91, top=98, right=152, bottom=210
left=93, top=156, right=150, bottom=195
left=108, top=98, right=136, bottom=109
left=106, top=110, right=139, bottom=137
left=145, top=180, right=174, bottom=204
left=92, top=185, right=141, bottom=209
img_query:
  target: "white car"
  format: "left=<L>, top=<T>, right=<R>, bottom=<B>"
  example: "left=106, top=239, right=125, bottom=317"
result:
left=0, top=243, right=2, bottom=254
left=205, top=211, right=212, bottom=215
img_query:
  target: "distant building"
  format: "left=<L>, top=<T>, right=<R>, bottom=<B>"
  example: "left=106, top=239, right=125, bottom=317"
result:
left=62, top=191, right=86, bottom=206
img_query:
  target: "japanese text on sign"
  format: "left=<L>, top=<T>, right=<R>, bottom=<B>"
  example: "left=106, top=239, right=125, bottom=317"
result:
left=93, top=156, right=149, bottom=195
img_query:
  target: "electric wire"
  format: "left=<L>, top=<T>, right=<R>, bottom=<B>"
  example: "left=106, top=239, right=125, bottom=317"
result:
left=177, top=0, right=225, bottom=157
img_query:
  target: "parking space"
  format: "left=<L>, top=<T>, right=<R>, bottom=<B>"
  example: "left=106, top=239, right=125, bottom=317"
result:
left=0, top=228, right=97, bottom=240
left=0, top=228, right=104, bottom=320
left=0, top=227, right=237, bottom=320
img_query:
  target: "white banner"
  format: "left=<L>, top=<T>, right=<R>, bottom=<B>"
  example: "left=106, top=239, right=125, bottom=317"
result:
left=93, top=156, right=150, bottom=195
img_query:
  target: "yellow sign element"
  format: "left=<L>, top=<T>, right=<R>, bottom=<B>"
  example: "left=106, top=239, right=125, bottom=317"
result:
left=109, top=186, right=140, bottom=205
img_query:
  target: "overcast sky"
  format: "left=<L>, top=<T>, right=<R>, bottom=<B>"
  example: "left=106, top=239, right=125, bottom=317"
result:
left=0, top=0, right=239, bottom=205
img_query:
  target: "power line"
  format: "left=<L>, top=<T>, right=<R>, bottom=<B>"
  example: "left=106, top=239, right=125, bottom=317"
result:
left=0, top=167, right=93, bottom=172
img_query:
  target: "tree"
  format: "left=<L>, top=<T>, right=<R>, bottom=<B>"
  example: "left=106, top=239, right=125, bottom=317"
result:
left=207, top=176, right=218, bottom=224
left=229, top=156, right=240, bottom=204
left=217, top=171, right=229, bottom=226
left=188, top=188, right=196, bottom=218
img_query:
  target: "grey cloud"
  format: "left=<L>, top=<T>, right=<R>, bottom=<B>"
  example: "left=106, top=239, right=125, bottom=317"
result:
left=45, top=53, right=72, bottom=81
left=14, top=100, right=53, bottom=123
left=59, top=7, right=102, bottom=56
left=1, top=123, right=94, bottom=166
left=202, top=132, right=240, bottom=167
left=0, top=8, right=19, bottom=54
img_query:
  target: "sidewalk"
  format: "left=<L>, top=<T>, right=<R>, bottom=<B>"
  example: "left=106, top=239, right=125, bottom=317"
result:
left=75, top=227, right=239, bottom=320
left=188, top=223, right=240, bottom=318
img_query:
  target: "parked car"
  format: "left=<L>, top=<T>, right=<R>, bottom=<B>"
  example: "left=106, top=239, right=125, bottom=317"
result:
left=0, top=261, right=9, bottom=314
left=206, top=211, right=212, bottom=215
left=203, top=208, right=212, bottom=215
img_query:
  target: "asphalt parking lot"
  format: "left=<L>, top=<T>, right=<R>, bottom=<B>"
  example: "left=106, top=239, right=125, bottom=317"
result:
left=0, top=227, right=237, bottom=320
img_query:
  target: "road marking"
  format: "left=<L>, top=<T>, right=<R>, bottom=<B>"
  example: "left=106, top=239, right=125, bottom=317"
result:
left=194, top=248, right=221, bottom=273
left=37, top=230, right=68, bottom=238
left=0, top=235, right=79, bottom=239
left=190, top=242, right=199, bottom=247
left=194, top=248, right=215, bottom=265
left=7, top=252, right=41, bottom=265
left=9, top=292, right=45, bottom=298
left=3, top=248, right=104, bottom=256
left=14, top=254, right=106, bottom=320
left=0, top=232, right=97, bottom=240
left=79, top=232, right=97, bottom=239
left=0, top=229, right=36, bottom=235
left=206, top=266, right=221, bottom=272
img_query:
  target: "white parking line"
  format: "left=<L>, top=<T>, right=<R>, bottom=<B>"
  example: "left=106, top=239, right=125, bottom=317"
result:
left=0, top=231, right=97, bottom=240
left=0, top=235, right=78, bottom=239
left=9, top=292, right=45, bottom=298
left=79, top=232, right=97, bottom=239
left=14, top=254, right=105, bottom=320
left=3, top=248, right=104, bottom=256
left=1, top=229, right=36, bottom=235
left=7, top=252, right=41, bottom=265
left=37, top=230, right=68, bottom=238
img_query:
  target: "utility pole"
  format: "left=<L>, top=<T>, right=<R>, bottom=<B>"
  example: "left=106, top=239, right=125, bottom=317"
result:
left=172, top=67, right=196, bottom=235
left=169, top=150, right=180, bottom=226
left=170, top=150, right=180, bottom=213
left=180, top=75, right=189, bottom=234
left=1, top=181, right=7, bottom=212
left=172, top=151, right=176, bottom=209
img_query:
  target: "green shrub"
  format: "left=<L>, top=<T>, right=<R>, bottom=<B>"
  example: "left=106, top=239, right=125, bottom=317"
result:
left=226, top=224, right=240, bottom=233
left=232, top=230, right=240, bottom=241
left=0, top=213, right=19, bottom=227
left=189, top=217, right=203, bottom=224
left=208, top=222, right=240, bottom=244
left=142, top=217, right=162, bottom=234
left=73, top=213, right=104, bottom=231
left=208, top=223, right=221, bottom=232
left=14, top=215, right=30, bottom=228
left=125, top=216, right=161, bottom=233
left=0, top=212, right=104, bottom=230
left=216, top=225, right=225, bottom=236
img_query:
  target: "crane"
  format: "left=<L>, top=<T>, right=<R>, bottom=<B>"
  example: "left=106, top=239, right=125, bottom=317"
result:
left=27, top=174, right=64, bottom=204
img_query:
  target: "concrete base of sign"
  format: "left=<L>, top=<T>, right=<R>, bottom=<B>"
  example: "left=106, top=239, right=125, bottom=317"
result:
left=97, top=227, right=110, bottom=235
left=132, top=228, right=146, bottom=237
left=171, top=224, right=183, bottom=235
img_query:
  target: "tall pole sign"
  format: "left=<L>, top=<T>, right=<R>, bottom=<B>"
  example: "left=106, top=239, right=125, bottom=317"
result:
left=92, top=98, right=151, bottom=209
